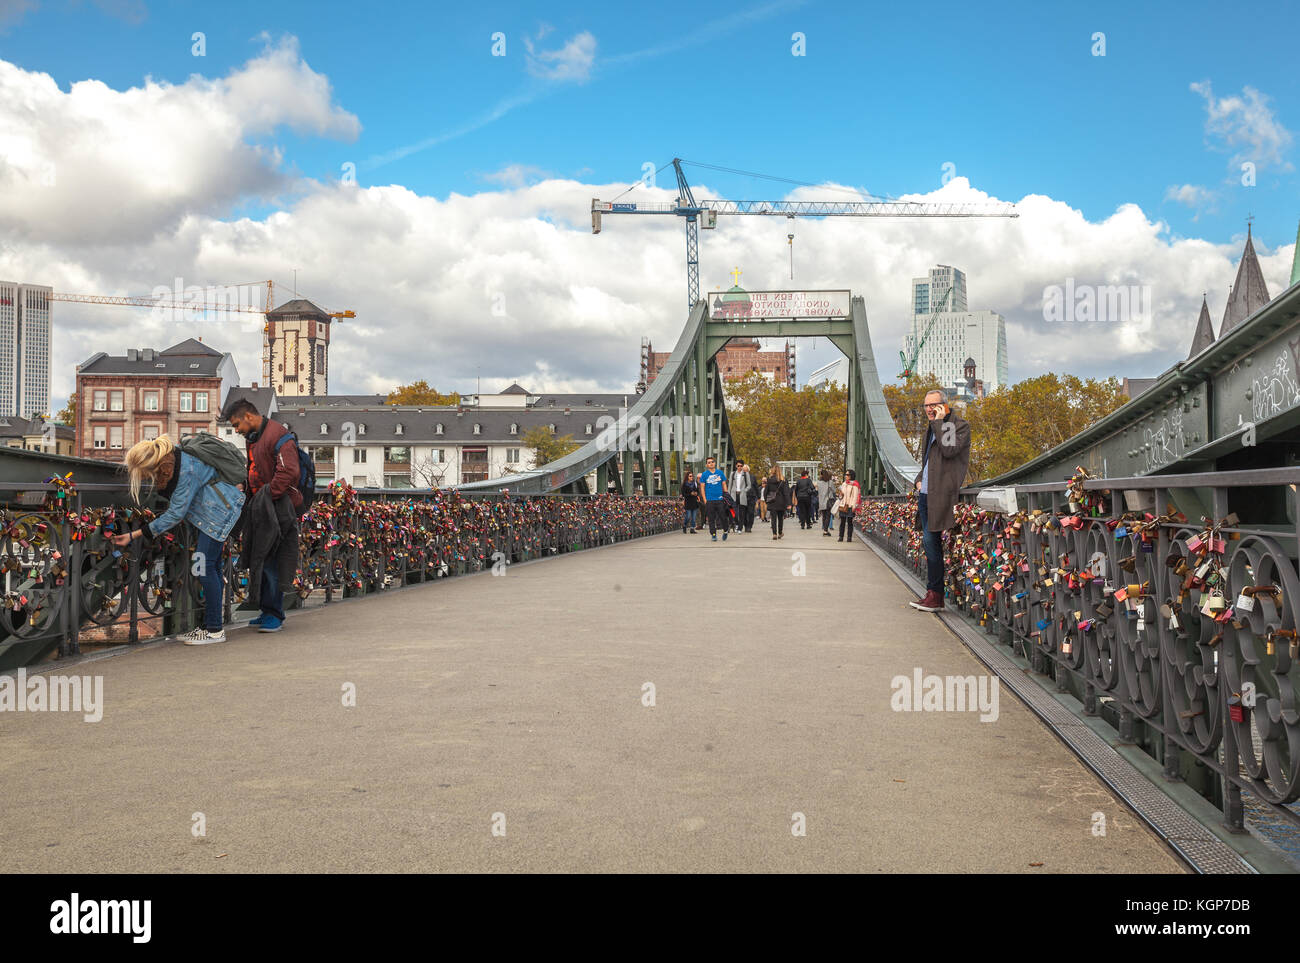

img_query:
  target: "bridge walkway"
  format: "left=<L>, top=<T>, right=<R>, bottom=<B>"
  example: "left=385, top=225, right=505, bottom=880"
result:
left=0, top=524, right=1184, bottom=872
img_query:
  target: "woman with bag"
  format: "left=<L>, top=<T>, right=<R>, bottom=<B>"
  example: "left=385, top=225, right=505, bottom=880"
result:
left=816, top=469, right=835, bottom=537
left=836, top=468, right=861, bottom=542
left=763, top=467, right=790, bottom=540
left=681, top=470, right=700, bottom=533
left=112, top=435, right=246, bottom=645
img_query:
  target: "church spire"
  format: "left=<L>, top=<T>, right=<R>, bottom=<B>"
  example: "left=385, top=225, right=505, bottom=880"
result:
left=1291, top=216, right=1300, bottom=287
left=1188, top=296, right=1216, bottom=357
left=1219, top=221, right=1270, bottom=336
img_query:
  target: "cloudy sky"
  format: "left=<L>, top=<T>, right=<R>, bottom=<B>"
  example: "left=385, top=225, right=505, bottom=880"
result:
left=1, top=0, right=1297, bottom=408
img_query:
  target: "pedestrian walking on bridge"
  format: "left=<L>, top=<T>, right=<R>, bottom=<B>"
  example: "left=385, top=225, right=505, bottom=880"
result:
left=763, top=466, right=790, bottom=539
left=681, top=470, right=700, bottom=533
left=816, top=469, right=835, bottom=536
left=698, top=456, right=729, bottom=541
left=836, top=469, right=860, bottom=541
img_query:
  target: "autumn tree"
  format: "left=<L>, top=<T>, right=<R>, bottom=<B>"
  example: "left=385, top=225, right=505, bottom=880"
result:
left=521, top=425, right=581, bottom=469
left=882, top=373, right=945, bottom=459
left=724, top=371, right=848, bottom=476
left=964, top=374, right=1127, bottom=481
left=386, top=380, right=460, bottom=406
left=55, top=395, right=77, bottom=427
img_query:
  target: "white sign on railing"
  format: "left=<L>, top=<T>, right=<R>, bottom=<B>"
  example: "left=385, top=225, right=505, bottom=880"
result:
left=708, top=289, right=851, bottom=320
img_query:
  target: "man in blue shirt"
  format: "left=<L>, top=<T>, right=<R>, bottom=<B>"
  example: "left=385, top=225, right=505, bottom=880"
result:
left=697, top=455, right=730, bottom=541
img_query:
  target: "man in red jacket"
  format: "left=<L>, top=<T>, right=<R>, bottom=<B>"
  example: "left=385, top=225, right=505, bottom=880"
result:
left=225, top=398, right=301, bottom=633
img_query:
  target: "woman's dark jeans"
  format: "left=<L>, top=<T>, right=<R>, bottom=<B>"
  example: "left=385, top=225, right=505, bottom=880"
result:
left=821, top=508, right=832, bottom=532
left=770, top=507, right=784, bottom=536
left=683, top=507, right=698, bottom=530
left=195, top=531, right=226, bottom=631
left=838, top=508, right=855, bottom=540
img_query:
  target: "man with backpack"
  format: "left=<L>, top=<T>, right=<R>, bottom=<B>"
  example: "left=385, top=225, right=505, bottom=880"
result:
left=224, top=398, right=306, bottom=634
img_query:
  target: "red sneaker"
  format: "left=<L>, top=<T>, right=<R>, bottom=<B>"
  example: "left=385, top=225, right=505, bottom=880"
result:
left=909, top=590, right=944, bottom=612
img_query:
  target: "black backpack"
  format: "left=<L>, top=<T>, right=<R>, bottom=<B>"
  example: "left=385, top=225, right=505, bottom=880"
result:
left=274, top=431, right=317, bottom=516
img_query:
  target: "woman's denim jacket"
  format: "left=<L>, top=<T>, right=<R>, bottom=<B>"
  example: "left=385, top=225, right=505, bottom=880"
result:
left=148, top=452, right=245, bottom=541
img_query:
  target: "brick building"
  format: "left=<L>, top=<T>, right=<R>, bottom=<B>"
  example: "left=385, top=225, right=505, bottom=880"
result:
left=644, top=337, right=795, bottom=388
left=75, top=338, right=239, bottom=461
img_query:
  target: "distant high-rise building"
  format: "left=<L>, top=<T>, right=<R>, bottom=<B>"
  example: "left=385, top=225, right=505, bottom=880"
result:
left=0, top=282, right=52, bottom=418
left=911, top=265, right=968, bottom=318
left=903, top=265, right=1007, bottom=392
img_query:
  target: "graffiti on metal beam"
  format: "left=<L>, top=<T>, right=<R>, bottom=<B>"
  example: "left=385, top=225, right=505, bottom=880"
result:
left=1251, top=346, right=1300, bottom=423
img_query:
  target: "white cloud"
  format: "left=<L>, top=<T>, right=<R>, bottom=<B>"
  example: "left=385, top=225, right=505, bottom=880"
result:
left=1164, top=183, right=1212, bottom=207
left=0, top=36, right=358, bottom=246
left=2, top=58, right=1294, bottom=413
left=1191, top=80, right=1294, bottom=173
left=524, top=30, right=596, bottom=83
left=478, top=163, right=552, bottom=188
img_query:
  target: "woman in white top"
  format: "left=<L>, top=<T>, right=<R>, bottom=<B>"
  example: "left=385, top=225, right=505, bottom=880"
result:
left=815, top=470, right=835, bottom=537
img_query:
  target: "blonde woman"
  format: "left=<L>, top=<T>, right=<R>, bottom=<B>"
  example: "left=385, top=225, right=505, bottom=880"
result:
left=111, top=435, right=245, bottom=645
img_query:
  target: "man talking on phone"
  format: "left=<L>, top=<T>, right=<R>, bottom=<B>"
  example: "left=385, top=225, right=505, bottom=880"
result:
left=909, top=388, right=970, bottom=613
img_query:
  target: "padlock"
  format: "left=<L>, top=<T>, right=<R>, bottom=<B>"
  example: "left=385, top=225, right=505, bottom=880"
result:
left=1228, top=694, right=1245, bottom=723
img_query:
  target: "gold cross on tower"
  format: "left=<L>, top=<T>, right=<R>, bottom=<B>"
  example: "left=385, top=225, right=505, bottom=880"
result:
left=730, top=267, right=742, bottom=287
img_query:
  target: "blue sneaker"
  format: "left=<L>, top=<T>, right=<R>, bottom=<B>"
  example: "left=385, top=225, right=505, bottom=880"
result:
left=711, top=534, right=717, bottom=541
left=247, top=614, right=266, bottom=627
left=722, top=531, right=728, bottom=541
left=257, top=615, right=283, bottom=633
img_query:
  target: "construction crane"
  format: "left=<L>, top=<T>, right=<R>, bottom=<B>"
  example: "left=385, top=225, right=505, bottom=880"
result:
left=51, top=280, right=356, bottom=387
left=898, top=284, right=953, bottom=379
left=591, top=158, right=1019, bottom=311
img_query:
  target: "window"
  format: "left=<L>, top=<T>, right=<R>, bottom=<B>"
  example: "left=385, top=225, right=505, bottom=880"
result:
left=506, top=448, right=520, bottom=463
left=143, top=390, right=159, bottom=411
left=433, top=449, right=445, bottom=463
left=92, top=390, right=107, bottom=411
left=585, top=424, right=592, bottom=434
left=180, top=392, right=192, bottom=412
left=510, top=423, right=518, bottom=434
left=353, top=475, right=368, bottom=487
left=195, top=392, right=208, bottom=412
left=548, top=423, right=556, bottom=433
left=320, top=423, right=328, bottom=435
left=143, top=425, right=159, bottom=441
left=358, top=423, right=366, bottom=435
left=384, top=446, right=410, bottom=464
left=109, top=426, right=123, bottom=449
left=93, top=426, right=106, bottom=449
left=384, top=474, right=412, bottom=489
left=473, top=424, right=481, bottom=435
left=110, top=391, right=123, bottom=412
left=353, top=449, right=367, bottom=463
left=395, top=423, right=404, bottom=435
left=435, top=423, right=444, bottom=435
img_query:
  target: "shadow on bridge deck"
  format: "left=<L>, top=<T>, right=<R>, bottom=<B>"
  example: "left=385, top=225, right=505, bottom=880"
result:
left=0, top=525, right=1185, bottom=873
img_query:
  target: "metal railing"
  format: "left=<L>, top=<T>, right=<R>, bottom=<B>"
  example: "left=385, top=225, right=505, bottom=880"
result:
left=0, top=482, right=682, bottom=670
left=859, top=468, right=1300, bottom=832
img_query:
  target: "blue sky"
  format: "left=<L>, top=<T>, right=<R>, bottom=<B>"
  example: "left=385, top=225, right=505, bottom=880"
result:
left=6, top=0, right=1296, bottom=241
left=1, top=0, right=1297, bottom=401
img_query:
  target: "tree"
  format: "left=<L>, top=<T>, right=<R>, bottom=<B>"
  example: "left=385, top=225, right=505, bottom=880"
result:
left=964, top=374, right=1127, bottom=481
left=521, top=426, right=581, bottom=469
left=882, top=373, right=945, bottom=459
left=410, top=453, right=449, bottom=488
left=55, top=395, right=77, bottom=427
left=387, top=380, right=460, bottom=406
left=724, top=371, right=848, bottom=476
